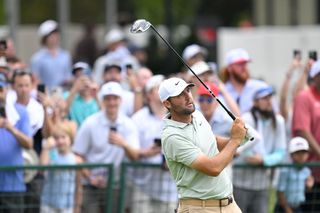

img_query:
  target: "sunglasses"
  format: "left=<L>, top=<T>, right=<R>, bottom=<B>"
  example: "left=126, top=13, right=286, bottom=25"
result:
left=198, top=96, right=214, bottom=104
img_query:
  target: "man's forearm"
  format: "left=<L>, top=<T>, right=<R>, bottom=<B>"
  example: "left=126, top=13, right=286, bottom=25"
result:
left=8, top=126, right=33, bottom=149
left=296, top=130, right=320, bottom=157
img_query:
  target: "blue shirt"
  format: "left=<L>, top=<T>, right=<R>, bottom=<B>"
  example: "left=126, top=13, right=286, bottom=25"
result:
left=0, top=103, right=32, bottom=192
left=225, top=79, right=268, bottom=114
left=31, top=47, right=72, bottom=88
left=277, top=167, right=311, bottom=207
left=41, top=150, right=77, bottom=209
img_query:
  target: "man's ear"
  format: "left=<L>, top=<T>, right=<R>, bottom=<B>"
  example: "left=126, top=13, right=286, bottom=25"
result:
left=163, top=100, right=171, bottom=110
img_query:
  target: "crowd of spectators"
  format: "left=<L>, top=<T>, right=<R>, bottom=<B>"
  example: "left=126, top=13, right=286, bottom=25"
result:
left=0, top=19, right=319, bottom=213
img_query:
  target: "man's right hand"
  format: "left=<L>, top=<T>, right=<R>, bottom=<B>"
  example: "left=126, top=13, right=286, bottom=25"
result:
left=230, top=118, right=247, bottom=146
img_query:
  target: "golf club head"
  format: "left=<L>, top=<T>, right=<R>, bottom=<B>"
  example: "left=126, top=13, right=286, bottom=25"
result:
left=130, top=19, right=151, bottom=33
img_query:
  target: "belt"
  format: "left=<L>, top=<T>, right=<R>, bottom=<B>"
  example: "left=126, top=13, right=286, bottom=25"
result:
left=179, top=196, right=233, bottom=207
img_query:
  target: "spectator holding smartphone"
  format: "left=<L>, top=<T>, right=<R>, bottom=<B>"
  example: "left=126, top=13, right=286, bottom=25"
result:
left=65, top=62, right=99, bottom=127
left=72, top=81, right=140, bottom=213
left=0, top=73, right=33, bottom=213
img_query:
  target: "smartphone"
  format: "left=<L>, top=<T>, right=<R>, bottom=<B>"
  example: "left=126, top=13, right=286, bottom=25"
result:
left=293, top=49, right=301, bottom=60
left=37, top=84, right=45, bottom=93
left=154, top=138, right=161, bottom=146
left=0, top=103, right=6, bottom=118
left=309, top=51, right=317, bottom=61
left=110, top=126, right=117, bottom=132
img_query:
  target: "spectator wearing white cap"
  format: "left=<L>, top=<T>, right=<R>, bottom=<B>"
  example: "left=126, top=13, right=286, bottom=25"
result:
left=275, top=137, right=314, bottom=213
left=220, top=48, right=268, bottom=114
left=93, top=28, right=140, bottom=85
left=178, top=44, right=208, bottom=81
left=233, top=85, right=286, bottom=213
left=31, top=20, right=72, bottom=90
left=64, top=62, right=100, bottom=127
left=130, top=75, right=178, bottom=213
left=72, top=81, right=140, bottom=213
left=292, top=59, right=320, bottom=212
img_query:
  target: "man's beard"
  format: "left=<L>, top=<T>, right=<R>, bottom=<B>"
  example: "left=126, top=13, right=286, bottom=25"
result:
left=231, top=71, right=250, bottom=84
left=253, top=106, right=274, bottom=119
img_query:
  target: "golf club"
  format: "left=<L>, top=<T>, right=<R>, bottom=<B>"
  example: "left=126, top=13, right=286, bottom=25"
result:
left=130, top=19, right=254, bottom=141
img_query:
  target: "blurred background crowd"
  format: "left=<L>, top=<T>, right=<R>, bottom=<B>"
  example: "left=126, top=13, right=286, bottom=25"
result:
left=0, top=0, right=320, bottom=213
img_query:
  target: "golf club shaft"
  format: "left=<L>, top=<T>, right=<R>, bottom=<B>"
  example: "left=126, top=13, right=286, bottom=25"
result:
left=150, top=25, right=236, bottom=120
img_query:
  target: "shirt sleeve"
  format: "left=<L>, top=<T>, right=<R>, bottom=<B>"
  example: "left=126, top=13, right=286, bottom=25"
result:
left=15, top=106, right=32, bottom=137
left=164, top=134, right=201, bottom=167
left=277, top=168, right=289, bottom=192
left=72, top=120, right=91, bottom=157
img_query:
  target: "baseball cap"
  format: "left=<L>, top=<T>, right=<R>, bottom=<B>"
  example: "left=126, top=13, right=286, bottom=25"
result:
left=309, top=59, right=320, bottom=78
left=105, top=28, right=125, bottom=46
left=98, top=81, right=122, bottom=99
left=289, top=137, right=309, bottom=154
left=182, top=44, right=207, bottom=61
left=254, top=86, right=274, bottom=100
left=38, top=20, right=58, bottom=38
left=145, top=74, right=164, bottom=92
left=0, top=56, right=8, bottom=69
left=72, top=62, right=90, bottom=75
left=225, top=48, right=251, bottom=66
left=197, top=82, right=220, bottom=96
left=158, top=77, right=194, bottom=102
left=190, top=61, right=213, bottom=76
left=104, top=63, right=122, bottom=74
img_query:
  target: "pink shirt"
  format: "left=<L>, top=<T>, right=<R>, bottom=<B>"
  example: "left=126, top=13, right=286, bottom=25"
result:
left=292, top=86, right=320, bottom=161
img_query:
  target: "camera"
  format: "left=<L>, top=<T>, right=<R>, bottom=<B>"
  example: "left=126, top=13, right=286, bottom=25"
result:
left=154, top=138, right=161, bottom=146
left=309, top=51, right=317, bottom=61
left=110, top=126, right=117, bottom=132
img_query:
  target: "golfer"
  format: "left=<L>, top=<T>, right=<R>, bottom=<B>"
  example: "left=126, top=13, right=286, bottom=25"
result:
left=159, top=77, right=246, bottom=213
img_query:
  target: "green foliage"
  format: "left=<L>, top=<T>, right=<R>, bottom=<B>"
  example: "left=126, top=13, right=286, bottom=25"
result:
left=20, top=0, right=57, bottom=24
left=0, top=0, right=5, bottom=25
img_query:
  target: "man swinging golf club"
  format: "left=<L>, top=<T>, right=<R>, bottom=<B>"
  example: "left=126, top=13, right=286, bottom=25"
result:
left=158, top=77, right=246, bottom=213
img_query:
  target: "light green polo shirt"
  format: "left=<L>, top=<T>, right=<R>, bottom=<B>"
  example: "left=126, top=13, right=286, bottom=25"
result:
left=161, top=110, right=233, bottom=199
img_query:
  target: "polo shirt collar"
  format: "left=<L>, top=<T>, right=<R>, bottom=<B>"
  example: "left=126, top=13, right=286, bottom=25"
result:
left=164, top=113, right=194, bottom=129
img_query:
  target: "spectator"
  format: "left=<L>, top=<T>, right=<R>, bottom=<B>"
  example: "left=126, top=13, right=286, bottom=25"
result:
left=31, top=20, right=72, bottom=89
left=178, top=44, right=208, bottom=81
left=275, top=137, right=314, bottom=213
left=131, top=75, right=178, bottom=213
left=279, top=58, right=304, bottom=140
left=72, top=81, right=140, bottom=213
left=93, top=28, right=139, bottom=85
left=292, top=59, right=320, bottom=212
left=126, top=66, right=153, bottom=111
left=65, top=62, right=100, bottom=127
left=0, top=73, right=33, bottom=213
left=233, top=85, right=286, bottom=213
left=102, top=64, right=138, bottom=116
left=40, top=123, right=82, bottom=213
left=73, top=24, right=98, bottom=67
left=220, top=48, right=268, bottom=114
left=9, top=70, right=45, bottom=212
left=39, top=92, right=77, bottom=139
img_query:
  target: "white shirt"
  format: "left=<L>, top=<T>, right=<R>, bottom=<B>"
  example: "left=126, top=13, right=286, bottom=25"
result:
left=6, top=90, right=44, bottom=135
left=131, top=106, right=178, bottom=202
left=72, top=110, right=140, bottom=181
